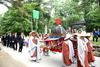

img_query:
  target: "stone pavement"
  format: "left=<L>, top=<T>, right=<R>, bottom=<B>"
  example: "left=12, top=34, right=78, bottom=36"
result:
left=0, top=43, right=100, bottom=67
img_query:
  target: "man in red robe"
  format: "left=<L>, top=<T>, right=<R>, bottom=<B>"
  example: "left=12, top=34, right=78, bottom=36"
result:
left=62, top=34, right=74, bottom=67
left=85, top=33, right=96, bottom=67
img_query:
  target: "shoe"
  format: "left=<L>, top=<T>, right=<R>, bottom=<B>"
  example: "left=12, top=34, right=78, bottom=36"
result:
left=36, top=60, right=40, bottom=63
left=31, top=60, right=36, bottom=62
left=0, top=47, right=1, bottom=50
left=62, top=65, right=65, bottom=67
left=18, top=50, right=22, bottom=52
left=92, top=66, right=95, bottom=67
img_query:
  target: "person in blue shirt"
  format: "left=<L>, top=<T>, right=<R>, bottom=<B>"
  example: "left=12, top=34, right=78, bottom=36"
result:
left=93, top=30, right=98, bottom=42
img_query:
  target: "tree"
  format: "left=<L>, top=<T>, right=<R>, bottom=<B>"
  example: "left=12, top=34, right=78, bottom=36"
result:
left=0, top=0, right=50, bottom=34
left=86, top=8, right=100, bottom=31
left=0, top=1, right=39, bottom=35
left=0, top=0, right=99, bottom=34
left=73, top=0, right=100, bottom=32
left=52, top=0, right=83, bottom=28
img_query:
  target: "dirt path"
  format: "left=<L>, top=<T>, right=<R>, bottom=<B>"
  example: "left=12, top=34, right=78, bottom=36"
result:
left=0, top=50, right=26, bottom=67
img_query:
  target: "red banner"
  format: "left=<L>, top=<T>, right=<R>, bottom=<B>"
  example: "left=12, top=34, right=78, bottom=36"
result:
left=56, top=18, right=60, bottom=24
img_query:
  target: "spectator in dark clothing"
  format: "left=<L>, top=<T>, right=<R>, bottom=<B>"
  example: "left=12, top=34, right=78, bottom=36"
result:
left=12, top=33, right=15, bottom=50
left=2, top=34, right=6, bottom=46
left=9, top=33, right=13, bottom=48
left=6, top=33, right=9, bottom=47
left=18, top=33, right=24, bottom=52
left=93, top=30, right=98, bottom=42
left=13, top=33, right=18, bottom=50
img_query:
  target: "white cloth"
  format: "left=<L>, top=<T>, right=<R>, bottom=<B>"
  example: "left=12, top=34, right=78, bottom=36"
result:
left=65, top=40, right=74, bottom=62
left=90, top=61, right=96, bottom=66
left=77, top=38, right=85, bottom=66
left=28, top=36, right=41, bottom=60
left=77, top=38, right=88, bottom=66
left=15, top=35, right=16, bottom=38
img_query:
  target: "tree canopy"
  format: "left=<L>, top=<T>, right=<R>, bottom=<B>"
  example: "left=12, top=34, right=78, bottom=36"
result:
left=0, top=0, right=100, bottom=35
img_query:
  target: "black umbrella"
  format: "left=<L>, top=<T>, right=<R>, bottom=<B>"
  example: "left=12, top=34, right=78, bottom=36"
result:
left=52, top=25, right=66, bottom=34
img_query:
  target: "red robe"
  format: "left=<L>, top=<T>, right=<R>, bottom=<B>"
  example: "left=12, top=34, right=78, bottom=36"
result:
left=87, top=42, right=95, bottom=62
left=62, top=42, right=72, bottom=66
left=77, top=51, right=88, bottom=67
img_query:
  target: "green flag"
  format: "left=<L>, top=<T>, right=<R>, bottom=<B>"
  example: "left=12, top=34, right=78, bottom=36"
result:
left=32, top=10, right=39, bottom=19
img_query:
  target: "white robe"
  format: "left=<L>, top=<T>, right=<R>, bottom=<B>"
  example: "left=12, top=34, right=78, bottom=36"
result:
left=77, top=38, right=88, bottom=66
left=28, top=36, right=41, bottom=60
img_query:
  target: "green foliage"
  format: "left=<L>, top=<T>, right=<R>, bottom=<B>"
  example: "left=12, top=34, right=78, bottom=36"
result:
left=0, top=2, right=39, bottom=35
left=0, top=9, right=31, bottom=34
left=66, top=15, right=81, bottom=27
left=24, top=2, right=38, bottom=14
left=86, top=8, right=100, bottom=26
left=86, top=8, right=100, bottom=31
left=72, top=0, right=100, bottom=32
left=0, top=0, right=100, bottom=35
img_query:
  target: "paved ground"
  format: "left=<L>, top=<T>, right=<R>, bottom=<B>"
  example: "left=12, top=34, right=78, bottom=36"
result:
left=0, top=43, right=63, bottom=67
left=0, top=50, right=26, bottom=67
left=0, top=43, right=100, bottom=67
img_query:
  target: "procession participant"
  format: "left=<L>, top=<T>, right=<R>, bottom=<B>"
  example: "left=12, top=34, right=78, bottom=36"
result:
left=38, top=34, right=42, bottom=41
left=28, top=31, right=41, bottom=63
left=18, top=33, right=24, bottom=52
left=85, top=33, right=96, bottom=67
left=42, top=34, right=50, bottom=56
left=77, top=31, right=89, bottom=67
left=70, top=33, right=78, bottom=63
left=43, top=34, right=49, bottom=40
left=62, top=34, right=74, bottom=67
